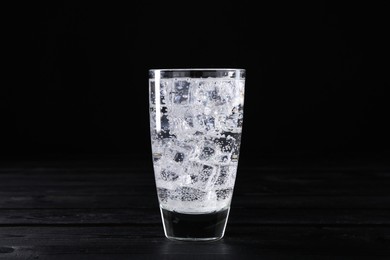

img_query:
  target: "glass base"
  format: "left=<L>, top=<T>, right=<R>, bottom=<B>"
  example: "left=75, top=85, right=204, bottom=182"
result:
left=160, top=206, right=230, bottom=242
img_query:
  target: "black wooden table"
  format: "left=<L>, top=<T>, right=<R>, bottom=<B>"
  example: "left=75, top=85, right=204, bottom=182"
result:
left=0, top=157, right=389, bottom=259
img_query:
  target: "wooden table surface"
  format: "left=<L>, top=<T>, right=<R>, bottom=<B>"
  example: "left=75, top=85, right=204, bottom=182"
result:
left=0, top=158, right=389, bottom=259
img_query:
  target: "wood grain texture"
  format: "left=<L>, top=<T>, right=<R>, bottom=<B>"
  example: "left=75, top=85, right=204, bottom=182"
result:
left=0, top=226, right=389, bottom=259
left=0, top=162, right=389, bottom=258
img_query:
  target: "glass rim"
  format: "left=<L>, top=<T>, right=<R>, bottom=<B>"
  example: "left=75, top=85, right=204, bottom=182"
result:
left=149, top=68, right=245, bottom=72
left=149, top=68, right=245, bottom=79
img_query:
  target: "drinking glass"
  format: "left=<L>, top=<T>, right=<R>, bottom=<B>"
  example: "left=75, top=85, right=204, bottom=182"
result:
left=149, top=68, right=245, bottom=241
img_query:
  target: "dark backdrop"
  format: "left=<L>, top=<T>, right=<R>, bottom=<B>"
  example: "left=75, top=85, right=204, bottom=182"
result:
left=2, top=1, right=389, bottom=166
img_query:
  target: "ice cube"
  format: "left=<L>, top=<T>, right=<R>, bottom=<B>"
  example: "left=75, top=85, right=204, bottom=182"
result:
left=157, top=187, right=170, bottom=202
left=214, top=132, right=241, bottom=162
left=190, top=81, right=209, bottom=104
left=192, top=80, right=234, bottom=106
left=194, top=114, right=215, bottom=132
left=175, top=186, right=206, bottom=202
left=167, top=140, right=195, bottom=163
left=199, top=165, right=214, bottom=182
left=168, top=117, right=197, bottom=138
left=185, top=161, right=216, bottom=183
left=172, top=80, right=190, bottom=104
left=208, top=84, right=233, bottom=106
left=199, top=146, right=215, bottom=161
left=215, top=166, right=229, bottom=185
left=214, top=135, right=235, bottom=153
left=160, top=169, right=179, bottom=181
left=215, top=188, right=233, bottom=201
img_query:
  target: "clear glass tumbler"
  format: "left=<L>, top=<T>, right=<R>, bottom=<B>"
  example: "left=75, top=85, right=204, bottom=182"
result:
left=149, top=68, right=245, bottom=241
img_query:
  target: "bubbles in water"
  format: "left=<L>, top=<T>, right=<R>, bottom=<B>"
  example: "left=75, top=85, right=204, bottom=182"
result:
left=174, top=152, right=184, bottom=162
left=149, top=77, right=244, bottom=213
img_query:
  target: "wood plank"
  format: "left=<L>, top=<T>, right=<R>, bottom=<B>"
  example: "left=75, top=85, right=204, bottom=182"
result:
left=0, top=226, right=388, bottom=258
left=0, top=208, right=389, bottom=225
left=1, top=193, right=390, bottom=209
left=0, top=166, right=388, bottom=177
left=0, top=157, right=388, bottom=172
left=2, top=181, right=390, bottom=195
left=1, top=170, right=390, bottom=209
left=1, top=171, right=389, bottom=195
left=0, top=167, right=389, bottom=178
left=0, top=164, right=388, bottom=258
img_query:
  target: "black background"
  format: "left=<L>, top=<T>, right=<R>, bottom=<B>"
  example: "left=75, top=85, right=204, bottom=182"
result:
left=2, top=1, right=389, bottom=166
